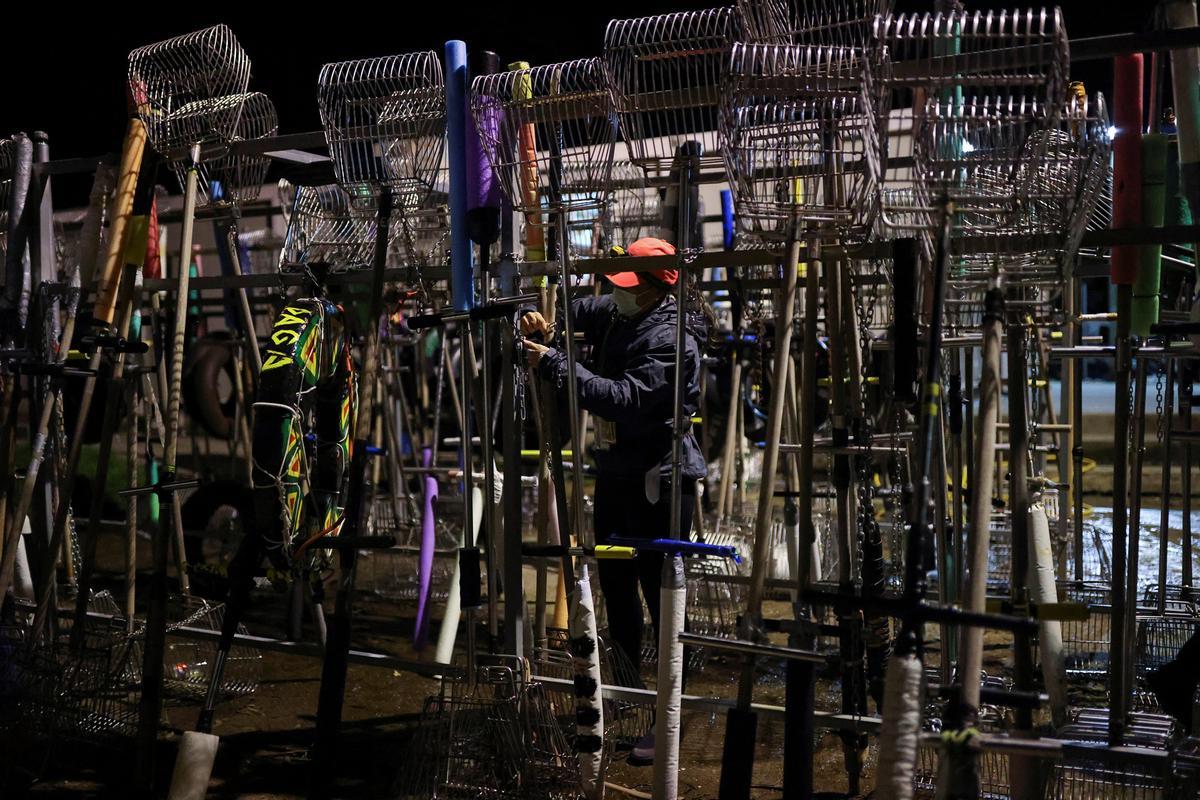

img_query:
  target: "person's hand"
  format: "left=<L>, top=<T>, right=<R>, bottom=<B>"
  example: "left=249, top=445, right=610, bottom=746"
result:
left=522, top=339, right=550, bottom=368
left=519, top=311, right=550, bottom=338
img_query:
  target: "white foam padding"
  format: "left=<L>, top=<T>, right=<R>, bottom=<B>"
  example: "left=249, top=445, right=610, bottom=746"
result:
left=652, top=555, right=687, bottom=800
left=571, top=565, right=605, bottom=799
left=167, top=731, right=219, bottom=800
left=1028, top=502, right=1068, bottom=728
left=875, top=650, right=923, bottom=800
left=435, top=486, right=483, bottom=665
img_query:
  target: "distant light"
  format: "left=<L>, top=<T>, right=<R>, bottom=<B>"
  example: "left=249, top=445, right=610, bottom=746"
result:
left=1107, top=125, right=1118, bottom=140
left=961, top=140, right=977, bottom=153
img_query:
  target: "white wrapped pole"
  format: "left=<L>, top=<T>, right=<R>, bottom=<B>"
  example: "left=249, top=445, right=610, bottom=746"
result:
left=166, top=731, right=219, bottom=800
left=961, top=291, right=1003, bottom=711
left=435, top=485, right=484, bottom=664
left=13, top=522, right=34, bottom=601
left=1028, top=499, right=1068, bottom=728
left=571, top=565, right=605, bottom=799
left=653, top=555, right=686, bottom=800
left=874, top=649, right=924, bottom=800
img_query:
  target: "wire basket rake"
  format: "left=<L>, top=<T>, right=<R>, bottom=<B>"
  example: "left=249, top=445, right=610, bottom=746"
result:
left=605, top=7, right=743, bottom=178
left=534, top=627, right=654, bottom=756
left=737, top=0, right=891, bottom=47
left=396, top=657, right=581, bottom=800
left=128, top=25, right=276, bottom=204
left=0, top=592, right=140, bottom=741
left=471, top=58, right=616, bottom=217
left=720, top=42, right=879, bottom=243
left=866, top=8, right=1071, bottom=237
left=317, top=51, right=446, bottom=211
left=279, top=180, right=377, bottom=268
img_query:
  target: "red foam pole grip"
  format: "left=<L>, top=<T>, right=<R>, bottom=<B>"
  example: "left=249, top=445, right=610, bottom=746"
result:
left=1111, top=53, right=1144, bottom=285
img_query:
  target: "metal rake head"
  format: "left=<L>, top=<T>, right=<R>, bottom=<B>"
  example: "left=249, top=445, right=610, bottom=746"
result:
left=127, top=24, right=252, bottom=155
left=942, top=91, right=1111, bottom=298
left=596, top=159, right=656, bottom=251
left=720, top=43, right=877, bottom=242
left=866, top=8, right=1071, bottom=236
left=175, top=91, right=279, bottom=206
left=737, top=0, right=892, bottom=47
left=279, top=180, right=377, bottom=269
left=604, top=7, right=743, bottom=176
left=470, top=57, right=617, bottom=215
left=317, top=51, right=446, bottom=208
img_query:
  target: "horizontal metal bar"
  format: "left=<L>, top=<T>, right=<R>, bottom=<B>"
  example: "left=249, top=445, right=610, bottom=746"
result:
left=41, top=604, right=465, bottom=680
left=1071, top=26, right=1200, bottom=61
left=530, top=674, right=882, bottom=734
left=677, top=632, right=827, bottom=664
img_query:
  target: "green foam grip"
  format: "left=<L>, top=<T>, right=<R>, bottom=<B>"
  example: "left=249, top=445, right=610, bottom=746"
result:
left=1133, top=134, right=1168, bottom=337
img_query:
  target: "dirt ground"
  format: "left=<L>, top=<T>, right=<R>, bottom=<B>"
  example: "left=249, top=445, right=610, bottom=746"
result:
left=1, top=524, right=1031, bottom=800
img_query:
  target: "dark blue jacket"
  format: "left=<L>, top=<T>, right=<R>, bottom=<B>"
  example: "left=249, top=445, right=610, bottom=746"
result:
left=538, top=293, right=707, bottom=482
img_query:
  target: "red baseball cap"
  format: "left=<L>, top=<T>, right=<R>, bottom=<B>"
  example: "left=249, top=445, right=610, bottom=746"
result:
left=604, top=237, right=678, bottom=289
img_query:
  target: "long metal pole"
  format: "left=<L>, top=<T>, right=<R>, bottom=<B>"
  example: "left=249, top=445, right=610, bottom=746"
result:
left=1158, top=359, right=1175, bottom=615
left=135, top=142, right=201, bottom=797
left=958, top=286, right=1003, bottom=723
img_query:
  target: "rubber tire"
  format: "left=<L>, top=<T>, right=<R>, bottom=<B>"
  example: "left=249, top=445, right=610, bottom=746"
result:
left=180, top=479, right=254, bottom=599
left=184, top=338, right=239, bottom=439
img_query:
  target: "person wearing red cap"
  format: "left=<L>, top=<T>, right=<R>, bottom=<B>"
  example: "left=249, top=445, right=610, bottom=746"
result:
left=521, top=236, right=708, bottom=766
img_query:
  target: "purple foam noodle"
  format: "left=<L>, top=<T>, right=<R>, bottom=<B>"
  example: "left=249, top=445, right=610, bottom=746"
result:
left=466, top=95, right=503, bottom=212
left=413, top=447, right=439, bottom=649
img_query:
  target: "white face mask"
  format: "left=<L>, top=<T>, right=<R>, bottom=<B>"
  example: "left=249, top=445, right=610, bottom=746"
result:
left=612, top=286, right=642, bottom=318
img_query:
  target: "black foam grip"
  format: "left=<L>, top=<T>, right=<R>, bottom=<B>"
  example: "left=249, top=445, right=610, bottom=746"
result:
left=576, top=707, right=601, bottom=726
left=576, top=734, right=603, bottom=754
left=459, top=547, right=482, bottom=608
left=718, top=708, right=758, bottom=800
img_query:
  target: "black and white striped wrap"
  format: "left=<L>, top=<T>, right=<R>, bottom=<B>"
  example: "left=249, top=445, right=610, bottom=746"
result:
left=569, top=564, right=605, bottom=799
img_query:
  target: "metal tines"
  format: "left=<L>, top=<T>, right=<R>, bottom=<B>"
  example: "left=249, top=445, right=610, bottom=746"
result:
left=185, top=92, right=278, bottom=206
left=604, top=7, right=743, bottom=176
left=597, top=159, right=657, bottom=251
left=737, top=0, right=892, bottom=47
left=720, top=43, right=877, bottom=242
left=317, top=51, right=446, bottom=211
left=866, top=8, right=1071, bottom=236
left=127, top=25, right=255, bottom=175
left=279, top=180, right=377, bottom=268
left=470, top=58, right=616, bottom=217
left=0, top=136, right=13, bottom=259
left=944, top=91, right=1111, bottom=308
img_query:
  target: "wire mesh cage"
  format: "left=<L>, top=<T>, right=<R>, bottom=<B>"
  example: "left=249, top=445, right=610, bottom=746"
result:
left=533, top=627, right=654, bottom=756
left=396, top=657, right=581, bottom=800
left=161, top=597, right=261, bottom=700
left=279, top=180, right=377, bottom=267
left=946, top=92, right=1112, bottom=301
left=127, top=24, right=252, bottom=153
left=866, top=8, right=1071, bottom=236
left=470, top=58, right=617, bottom=217
left=1056, top=582, right=1113, bottom=687
left=737, top=0, right=892, bottom=47
left=0, top=592, right=140, bottom=741
left=596, top=159, right=657, bottom=250
left=317, top=51, right=446, bottom=211
left=1042, top=747, right=1171, bottom=800
left=181, top=91, right=278, bottom=206
left=720, top=42, right=878, bottom=242
left=604, top=7, right=743, bottom=176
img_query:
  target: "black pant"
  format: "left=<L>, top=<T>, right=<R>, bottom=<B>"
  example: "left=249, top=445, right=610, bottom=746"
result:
left=592, top=473, right=695, bottom=676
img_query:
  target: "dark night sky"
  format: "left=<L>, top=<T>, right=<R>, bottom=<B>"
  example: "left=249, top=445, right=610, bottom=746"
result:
left=0, top=2, right=1154, bottom=205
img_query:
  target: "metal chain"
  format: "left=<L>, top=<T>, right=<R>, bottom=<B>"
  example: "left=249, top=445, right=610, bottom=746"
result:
left=1155, top=361, right=1166, bottom=443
